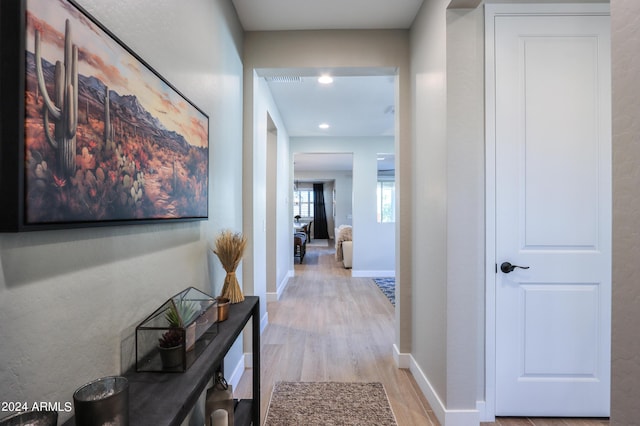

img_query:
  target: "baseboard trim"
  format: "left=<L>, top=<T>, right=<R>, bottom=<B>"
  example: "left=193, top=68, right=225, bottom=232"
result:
left=477, top=400, right=493, bottom=422
left=393, top=344, right=411, bottom=368
left=227, top=354, right=245, bottom=389
left=260, top=311, right=268, bottom=335
left=351, top=270, right=395, bottom=278
left=279, top=271, right=293, bottom=298
left=267, top=271, right=293, bottom=302
left=409, top=355, right=479, bottom=426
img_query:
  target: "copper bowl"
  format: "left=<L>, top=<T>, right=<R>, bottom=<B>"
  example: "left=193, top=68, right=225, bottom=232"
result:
left=216, top=297, right=230, bottom=321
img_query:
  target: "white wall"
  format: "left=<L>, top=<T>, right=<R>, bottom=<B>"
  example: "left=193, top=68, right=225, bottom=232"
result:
left=410, top=0, right=449, bottom=410
left=291, top=137, right=395, bottom=275
left=247, top=76, right=291, bottom=305
left=408, top=0, right=483, bottom=422
left=446, top=6, right=486, bottom=412
left=0, top=1, right=244, bottom=423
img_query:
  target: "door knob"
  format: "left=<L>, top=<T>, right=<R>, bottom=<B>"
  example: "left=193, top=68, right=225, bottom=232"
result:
left=500, top=262, right=530, bottom=273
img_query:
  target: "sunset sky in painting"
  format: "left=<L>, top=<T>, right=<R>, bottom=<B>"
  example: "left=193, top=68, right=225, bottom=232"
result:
left=26, top=0, right=209, bottom=148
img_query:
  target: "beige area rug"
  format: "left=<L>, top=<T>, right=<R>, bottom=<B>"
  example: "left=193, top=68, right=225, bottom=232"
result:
left=307, top=238, right=329, bottom=247
left=264, top=381, right=398, bottom=426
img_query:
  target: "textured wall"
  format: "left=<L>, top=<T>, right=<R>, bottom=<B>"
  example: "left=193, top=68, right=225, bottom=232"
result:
left=409, top=0, right=487, bottom=417
left=446, top=6, right=485, bottom=410
left=410, top=0, right=449, bottom=407
left=611, top=0, right=640, bottom=423
left=0, top=1, right=244, bottom=423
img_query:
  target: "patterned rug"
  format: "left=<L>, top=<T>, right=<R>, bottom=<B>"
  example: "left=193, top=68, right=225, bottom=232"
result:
left=264, top=381, right=397, bottom=426
left=372, top=278, right=395, bottom=306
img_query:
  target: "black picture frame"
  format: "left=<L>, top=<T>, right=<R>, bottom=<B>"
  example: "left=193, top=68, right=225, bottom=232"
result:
left=0, top=0, right=209, bottom=231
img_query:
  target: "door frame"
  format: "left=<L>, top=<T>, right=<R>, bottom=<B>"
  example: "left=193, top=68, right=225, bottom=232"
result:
left=484, top=2, right=611, bottom=421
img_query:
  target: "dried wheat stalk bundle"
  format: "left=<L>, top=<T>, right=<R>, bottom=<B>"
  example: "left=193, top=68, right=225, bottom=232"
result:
left=213, top=230, right=247, bottom=303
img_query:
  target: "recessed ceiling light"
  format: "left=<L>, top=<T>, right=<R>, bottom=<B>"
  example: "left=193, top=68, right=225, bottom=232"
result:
left=318, top=75, right=333, bottom=84
left=319, top=123, right=330, bottom=129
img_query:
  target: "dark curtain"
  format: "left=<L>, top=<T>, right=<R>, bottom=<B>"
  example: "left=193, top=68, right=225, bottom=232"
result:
left=313, top=183, right=329, bottom=239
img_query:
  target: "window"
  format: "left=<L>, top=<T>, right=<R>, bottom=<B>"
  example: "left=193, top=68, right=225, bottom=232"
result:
left=377, top=180, right=395, bottom=223
left=293, top=189, right=314, bottom=218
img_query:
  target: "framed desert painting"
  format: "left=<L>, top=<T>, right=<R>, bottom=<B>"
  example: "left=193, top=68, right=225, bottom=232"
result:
left=0, top=0, right=209, bottom=231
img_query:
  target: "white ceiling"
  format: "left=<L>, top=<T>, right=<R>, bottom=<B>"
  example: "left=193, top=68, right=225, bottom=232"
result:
left=293, top=152, right=395, bottom=174
left=232, top=0, right=425, bottom=31
left=260, top=69, right=396, bottom=138
left=233, top=1, right=422, bottom=171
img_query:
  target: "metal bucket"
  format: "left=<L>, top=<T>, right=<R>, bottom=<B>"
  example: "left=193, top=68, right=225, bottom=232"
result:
left=73, top=376, right=129, bottom=426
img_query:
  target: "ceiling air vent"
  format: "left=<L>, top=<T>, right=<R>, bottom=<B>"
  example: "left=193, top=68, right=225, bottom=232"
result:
left=265, top=76, right=303, bottom=83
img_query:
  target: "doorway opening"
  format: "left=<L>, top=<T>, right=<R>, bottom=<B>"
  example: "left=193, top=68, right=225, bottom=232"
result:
left=258, top=67, right=397, bottom=275
left=293, top=151, right=354, bottom=239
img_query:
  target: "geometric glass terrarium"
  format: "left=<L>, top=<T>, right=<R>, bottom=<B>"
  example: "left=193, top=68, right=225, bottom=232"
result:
left=136, top=287, right=219, bottom=372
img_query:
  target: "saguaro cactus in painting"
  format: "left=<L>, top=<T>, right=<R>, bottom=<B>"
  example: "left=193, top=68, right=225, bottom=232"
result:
left=35, top=19, right=79, bottom=178
left=104, top=85, right=114, bottom=152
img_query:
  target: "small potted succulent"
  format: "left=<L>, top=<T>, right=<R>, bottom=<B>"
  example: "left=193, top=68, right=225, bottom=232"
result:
left=158, top=301, right=198, bottom=369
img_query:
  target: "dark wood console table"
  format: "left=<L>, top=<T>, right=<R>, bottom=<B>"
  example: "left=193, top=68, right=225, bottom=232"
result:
left=64, top=296, right=260, bottom=426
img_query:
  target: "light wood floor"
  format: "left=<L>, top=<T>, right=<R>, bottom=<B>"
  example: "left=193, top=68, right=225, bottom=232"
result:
left=235, top=243, right=609, bottom=426
left=235, top=243, right=438, bottom=425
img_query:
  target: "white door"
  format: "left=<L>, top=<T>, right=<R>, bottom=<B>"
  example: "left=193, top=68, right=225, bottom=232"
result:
left=492, top=9, right=611, bottom=417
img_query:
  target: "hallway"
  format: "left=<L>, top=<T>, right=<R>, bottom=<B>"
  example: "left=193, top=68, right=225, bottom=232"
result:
left=235, top=244, right=611, bottom=425
left=235, top=243, right=437, bottom=425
